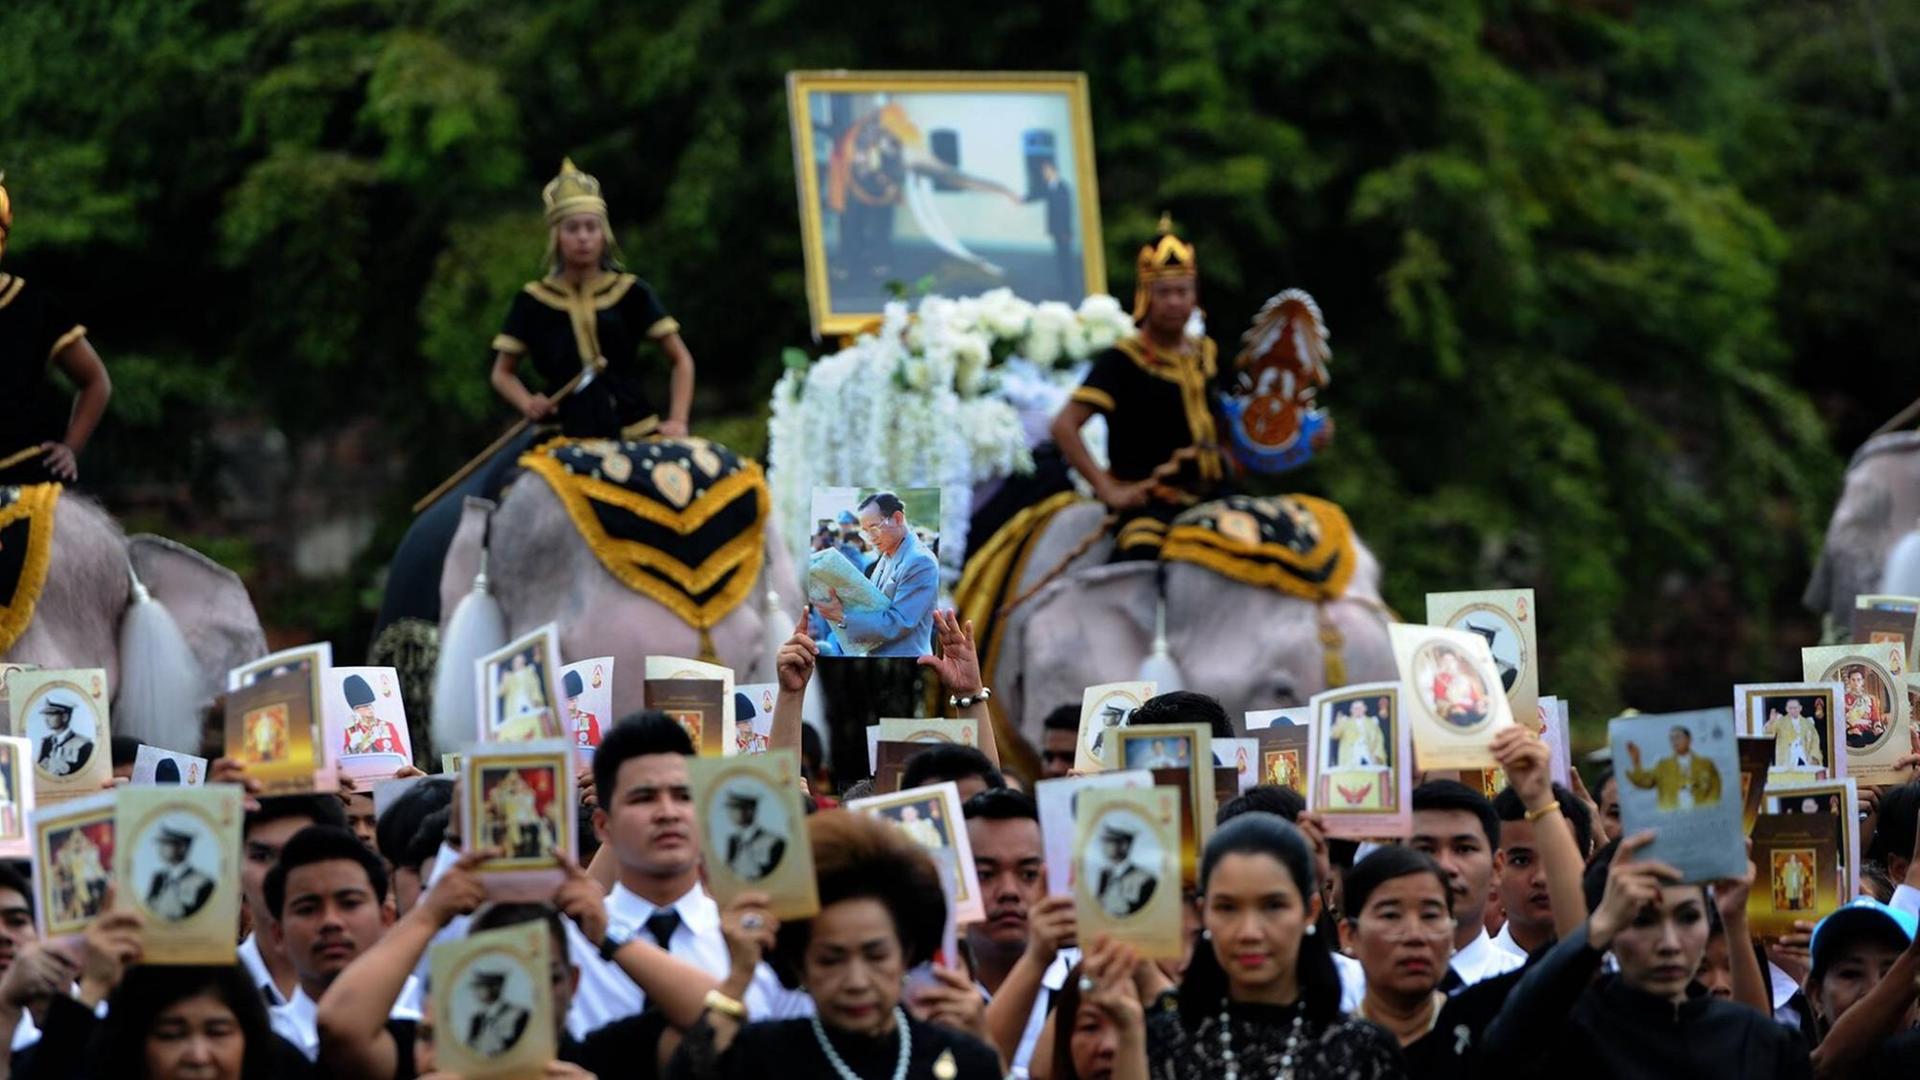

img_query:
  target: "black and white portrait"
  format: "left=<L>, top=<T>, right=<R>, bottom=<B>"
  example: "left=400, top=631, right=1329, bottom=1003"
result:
left=711, top=777, right=791, bottom=883
left=132, top=811, right=219, bottom=922
left=26, top=687, right=97, bottom=780
left=1082, top=809, right=1162, bottom=919
left=455, top=963, right=534, bottom=1058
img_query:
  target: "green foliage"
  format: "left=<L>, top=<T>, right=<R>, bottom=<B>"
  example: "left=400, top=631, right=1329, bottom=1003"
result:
left=3, top=0, right=1901, bottom=717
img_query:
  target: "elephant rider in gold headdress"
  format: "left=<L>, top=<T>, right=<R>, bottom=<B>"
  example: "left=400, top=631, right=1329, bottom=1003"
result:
left=1049, top=215, right=1228, bottom=561
left=0, top=171, right=113, bottom=486
left=490, top=158, right=697, bottom=440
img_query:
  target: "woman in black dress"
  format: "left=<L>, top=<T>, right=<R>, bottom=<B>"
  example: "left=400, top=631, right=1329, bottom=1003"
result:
left=669, top=810, right=1003, bottom=1080
left=1124, top=812, right=1405, bottom=1079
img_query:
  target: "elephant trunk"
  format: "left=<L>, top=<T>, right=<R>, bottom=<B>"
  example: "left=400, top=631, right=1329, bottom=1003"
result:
left=115, top=563, right=205, bottom=753
left=432, top=544, right=507, bottom=759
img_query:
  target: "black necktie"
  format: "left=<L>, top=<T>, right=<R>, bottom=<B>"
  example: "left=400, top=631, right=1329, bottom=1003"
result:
left=645, top=909, right=682, bottom=951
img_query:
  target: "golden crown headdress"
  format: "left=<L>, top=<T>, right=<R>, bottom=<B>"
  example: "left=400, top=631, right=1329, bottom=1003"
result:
left=1132, top=211, right=1197, bottom=321
left=542, top=157, right=607, bottom=226
left=0, top=172, right=12, bottom=264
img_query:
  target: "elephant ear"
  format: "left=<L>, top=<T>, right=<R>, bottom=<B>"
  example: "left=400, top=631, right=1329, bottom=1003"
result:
left=127, top=534, right=268, bottom=702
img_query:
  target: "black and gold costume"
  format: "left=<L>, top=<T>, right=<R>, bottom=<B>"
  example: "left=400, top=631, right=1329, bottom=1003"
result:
left=0, top=275, right=87, bottom=486
left=1068, top=218, right=1231, bottom=560
left=491, top=272, right=680, bottom=439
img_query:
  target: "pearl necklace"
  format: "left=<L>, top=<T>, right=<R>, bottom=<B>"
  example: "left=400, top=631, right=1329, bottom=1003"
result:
left=809, top=1007, right=912, bottom=1080
left=1218, top=1000, right=1305, bottom=1080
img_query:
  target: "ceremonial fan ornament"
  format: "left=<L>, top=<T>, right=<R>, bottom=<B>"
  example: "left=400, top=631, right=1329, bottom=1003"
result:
left=1219, top=289, right=1331, bottom=475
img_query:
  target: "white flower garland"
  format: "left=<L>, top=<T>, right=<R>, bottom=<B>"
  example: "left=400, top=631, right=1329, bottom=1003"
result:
left=768, top=290, right=1133, bottom=574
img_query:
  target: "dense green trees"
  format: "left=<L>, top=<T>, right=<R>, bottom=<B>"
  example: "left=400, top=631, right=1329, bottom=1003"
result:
left=2, top=0, right=1909, bottom=720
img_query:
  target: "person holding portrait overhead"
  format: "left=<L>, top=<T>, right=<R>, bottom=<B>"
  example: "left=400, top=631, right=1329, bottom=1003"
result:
left=1623, top=725, right=1722, bottom=811
left=809, top=492, right=938, bottom=658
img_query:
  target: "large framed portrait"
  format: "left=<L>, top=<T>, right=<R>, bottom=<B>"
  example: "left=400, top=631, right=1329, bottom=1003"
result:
left=1305, top=681, right=1410, bottom=839
left=1426, top=589, right=1538, bottom=730
left=10, top=667, right=113, bottom=803
left=786, top=70, right=1106, bottom=337
left=460, top=741, right=575, bottom=901
left=689, top=750, right=819, bottom=919
left=115, top=785, right=243, bottom=964
left=30, top=790, right=116, bottom=938
left=1072, top=786, right=1183, bottom=959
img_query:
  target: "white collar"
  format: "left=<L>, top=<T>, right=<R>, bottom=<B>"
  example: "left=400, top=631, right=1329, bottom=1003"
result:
left=1768, top=961, right=1801, bottom=1011
left=607, top=880, right=717, bottom=936
left=1489, top=921, right=1528, bottom=960
left=1452, top=927, right=1492, bottom=971
left=238, top=933, right=289, bottom=1007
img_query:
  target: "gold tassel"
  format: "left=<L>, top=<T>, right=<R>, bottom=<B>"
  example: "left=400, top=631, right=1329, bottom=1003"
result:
left=1317, top=602, right=1347, bottom=689
left=697, top=625, right=718, bottom=664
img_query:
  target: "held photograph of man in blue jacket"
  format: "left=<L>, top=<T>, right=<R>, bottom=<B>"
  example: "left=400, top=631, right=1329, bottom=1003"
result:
left=810, top=490, right=939, bottom=657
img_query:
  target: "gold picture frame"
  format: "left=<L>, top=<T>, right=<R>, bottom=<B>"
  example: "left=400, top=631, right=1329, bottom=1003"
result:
left=785, top=70, right=1106, bottom=338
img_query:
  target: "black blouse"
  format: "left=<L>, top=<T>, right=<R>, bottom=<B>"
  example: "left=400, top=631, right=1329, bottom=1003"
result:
left=1068, top=335, right=1228, bottom=487
left=1144, top=993, right=1406, bottom=1080
left=492, top=271, right=679, bottom=438
left=667, top=1013, right=1003, bottom=1080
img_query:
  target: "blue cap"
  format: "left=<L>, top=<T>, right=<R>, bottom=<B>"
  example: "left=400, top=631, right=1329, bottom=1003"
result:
left=1810, top=897, right=1918, bottom=975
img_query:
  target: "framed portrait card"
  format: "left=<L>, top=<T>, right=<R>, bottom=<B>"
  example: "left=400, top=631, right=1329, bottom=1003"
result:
left=1073, top=786, right=1183, bottom=960
left=1306, top=681, right=1410, bottom=839
left=0, top=664, right=37, bottom=732
left=1766, top=777, right=1861, bottom=905
left=430, top=920, right=556, bottom=1080
left=0, top=736, right=33, bottom=859
left=9, top=668, right=112, bottom=804
left=476, top=625, right=567, bottom=744
left=1803, top=644, right=1912, bottom=784
left=30, top=790, right=116, bottom=938
left=1734, top=682, right=1844, bottom=786
left=1109, top=723, right=1213, bottom=887
left=1389, top=624, right=1516, bottom=770
left=1076, top=681, right=1155, bottom=772
left=646, top=656, right=735, bottom=754
left=224, top=669, right=328, bottom=795
left=1033, top=769, right=1153, bottom=896
left=322, top=666, right=413, bottom=784
left=848, top=781, right=982, bottom=924
left=461, top=742, right=574, bottom=900
left=644, top=677, right=727, bottom=757
left=689, top=750, right=819, bottom=919
left=561, top=657, right=615, bottom=760
left=1425, top=588, right=1538, bottom=733
left=1609, top=711, right=1744, bottom=883
left=1254, top=723, right=1311, bottom=799
left=114, top=784, right=242, bottom=964
left=1748, top=811, right=1842, bottom=938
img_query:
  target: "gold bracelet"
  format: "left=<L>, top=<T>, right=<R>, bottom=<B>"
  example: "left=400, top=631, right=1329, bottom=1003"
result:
left=1524, top=801, right=1562, bottom=823
left=703, top=989, right=748, bottom=1022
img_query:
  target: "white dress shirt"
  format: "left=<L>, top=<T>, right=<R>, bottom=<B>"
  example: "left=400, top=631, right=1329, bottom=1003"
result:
left=1489, top=920, right=1529, bottom=962
left=269, top=978, right=423, bottom=1061
left=239, top=933, right=290, bottom=1007
left=1768, top=961, right=1804, bottom=1030
left=1891, top=882, right=1920, bottom=917
left=565, top=881, right=813, bottom=1034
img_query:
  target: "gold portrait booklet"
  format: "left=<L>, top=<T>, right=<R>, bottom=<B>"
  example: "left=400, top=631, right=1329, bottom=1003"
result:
left=431, top=920, right=556, bottom=1080
left=461, top=741, right=575, bottom=900
left=1109, top=722, right=1214, bottom=887
left=115, top=784, right=243, bottom=964
left=1802, top=643, right=1912, bottom=784
left=224, top=669, right=326, bottom=795
left=1608, top=710, right=1744, bottom=882
left=877, top=717, right=981, bottom=749
left=10, top=667, right=113, bottom=804
left=1425, top=588, right=1539, bottom=733
left=1388, top=624, right=1515, bottom=770
left=30, top=790, right=116, bottom=939
left=1748, top=811, right=1841, bottom=938
left=1766, top=777, right=1861, bottom=908
left=1306, top=681, right=1410, bottom=839
left=1734, top=681, right=1844, bottom=786
left=1073, top=785, right=1183, bottom=960
left=1076, top=680, right=1155, bottom=772
left=688, top=749, right=819, bottom=920
left=646, top=656, right=736, bottom=755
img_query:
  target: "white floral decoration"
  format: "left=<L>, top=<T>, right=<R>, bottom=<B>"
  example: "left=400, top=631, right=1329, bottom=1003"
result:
left=767, top=290, right=1133, bottom=574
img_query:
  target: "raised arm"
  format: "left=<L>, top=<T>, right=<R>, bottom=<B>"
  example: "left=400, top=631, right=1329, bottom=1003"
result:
left=1490, top=726, right=1588, bottom=938
left=982, top=895, right=1073, bottom=1060
left=917, top=609, right=999, bottom=768
left=770, top=609, right=816, bottom=756
left=317, top=848, right=495, bottom=1080
left=553, top=855, right=728, bottom=1031
left=1712, top=843, right=1772, bottom=1016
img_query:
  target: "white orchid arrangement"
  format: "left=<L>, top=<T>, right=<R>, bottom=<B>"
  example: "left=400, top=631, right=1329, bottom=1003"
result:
left=768, top=290, right=1133, bottom=576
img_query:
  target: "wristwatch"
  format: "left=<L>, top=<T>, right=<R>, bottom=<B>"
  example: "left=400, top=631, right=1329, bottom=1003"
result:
left=598, top=924, right=633, bottom=962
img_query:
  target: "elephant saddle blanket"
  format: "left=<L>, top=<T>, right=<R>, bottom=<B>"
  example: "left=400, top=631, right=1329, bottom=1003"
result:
left=517, top=437, right=767, bottom=630
left=0, top=483, right=59, bottom=654
left=1160, top=493, right=1357, bottom=602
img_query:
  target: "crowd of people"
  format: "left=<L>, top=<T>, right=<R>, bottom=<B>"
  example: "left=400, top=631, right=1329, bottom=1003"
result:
left=0, top=609, right=1913, bottom=1080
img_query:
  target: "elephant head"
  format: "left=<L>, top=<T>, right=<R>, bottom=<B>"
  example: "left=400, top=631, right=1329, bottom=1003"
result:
left=1007, top=544, right=1395, bottom=738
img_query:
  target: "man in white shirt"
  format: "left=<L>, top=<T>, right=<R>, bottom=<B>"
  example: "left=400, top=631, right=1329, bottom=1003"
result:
left=1487, top=781, right=1594, bottom=962
left=238, top=795, right=351, bottom=1007
left=572, top=713, right=809, bottom=1030
left=961, top=788, right=1078, bottom=1077
left=262, top=824, right=416, bottom=1059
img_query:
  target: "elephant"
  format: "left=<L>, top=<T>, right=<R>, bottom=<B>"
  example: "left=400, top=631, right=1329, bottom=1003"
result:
left=2, top=491, right=267, bottom=752
left=981, top=501, right=1397, bottom=742
left=1805, top=430, right=1920, bottom=629
left=431, top=474, right=808, bottom=746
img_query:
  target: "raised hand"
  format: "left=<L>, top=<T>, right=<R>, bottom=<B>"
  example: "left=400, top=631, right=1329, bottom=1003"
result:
left=908, top=963, right=990, bottom=1041
left=777, top=608, right=820, bottom=693
left=420, top=847, right=500, bottom=928
left=719, top=892, right=778, bottom=983
left=551, top=853, right=610, bottom=948
left=916, top=609, right=983, bottom=695
left=1024, top=894, right=1078, bottom=965
left=1588, top=831, right=1681, bottom=950
left=1491, top=725, right=1552, bottom=809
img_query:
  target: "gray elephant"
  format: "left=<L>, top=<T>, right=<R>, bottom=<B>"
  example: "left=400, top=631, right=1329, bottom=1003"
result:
left=1, top=492, right=266, bottom=751
left=978, top=502, right=1397, bottom=742
left=1805, top=430, right=1920, bottom=629
left=427, top=474, right=807, bottom=754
